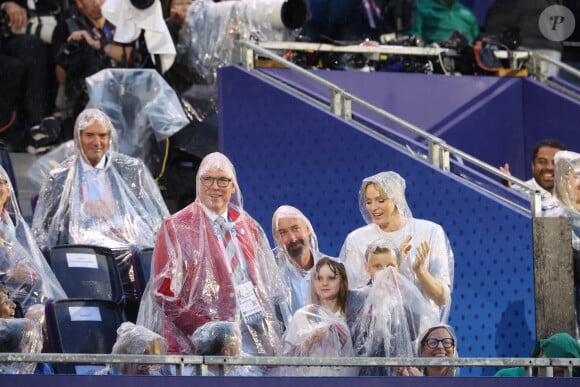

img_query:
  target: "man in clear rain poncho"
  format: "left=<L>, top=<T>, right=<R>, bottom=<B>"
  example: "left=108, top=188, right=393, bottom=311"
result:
left=137, top=152, right=287, bottom=357
left=0, top=166, right=66, bottom=312
left=339, top=171, right=454, bottom=323
left=31, top=108, right=170, bottom=250
left=271, top=205, right=328, bottom=325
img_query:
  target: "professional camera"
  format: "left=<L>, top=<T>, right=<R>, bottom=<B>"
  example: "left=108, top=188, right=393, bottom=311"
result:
left=56, top=39, right=103, bottom=77
left=0, top=11, right=10, bottom=40
left=0, top=10, right=58, bottom=44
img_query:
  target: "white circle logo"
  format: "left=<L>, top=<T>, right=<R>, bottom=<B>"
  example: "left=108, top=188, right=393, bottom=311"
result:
left=538, top=5, right=575, bottom=42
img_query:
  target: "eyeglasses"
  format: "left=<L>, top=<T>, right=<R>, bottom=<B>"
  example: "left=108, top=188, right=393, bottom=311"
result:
left=200, top=176, right=232, bottom=188
left=0, top=180, right=7, bottom=186
left=424, top=338, right=455, bottom=349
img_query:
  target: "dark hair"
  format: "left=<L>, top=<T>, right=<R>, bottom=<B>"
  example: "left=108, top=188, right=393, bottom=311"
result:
left=192, top=321, right=240, bottom=356
left=312, top=257, right=348, bottom=315
left=531, top=139, right=566, bottom=162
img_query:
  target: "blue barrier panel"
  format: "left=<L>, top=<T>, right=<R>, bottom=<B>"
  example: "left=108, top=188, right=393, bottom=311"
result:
left=259, top=68, right=580, bottom=183
left=218, top=66, right=535, bottom=376
left=1, top=375, right=579, bottom=386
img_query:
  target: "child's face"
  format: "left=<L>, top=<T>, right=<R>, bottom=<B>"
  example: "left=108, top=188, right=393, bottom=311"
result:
left=365, top=251, right=398, bottom=281
left=0, top=292, right=16, bottom=318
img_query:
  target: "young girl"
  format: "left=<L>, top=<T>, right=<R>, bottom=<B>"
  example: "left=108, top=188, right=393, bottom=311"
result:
left=277, top=257, right=357, bottom=376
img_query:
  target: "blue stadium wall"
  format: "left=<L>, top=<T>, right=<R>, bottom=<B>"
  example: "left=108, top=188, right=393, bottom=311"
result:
left=257, top=69, right=580, bottom=182
left=218, top=65, right=538, bottom=376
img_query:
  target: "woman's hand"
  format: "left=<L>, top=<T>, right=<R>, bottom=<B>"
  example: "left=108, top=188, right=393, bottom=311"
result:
left=412, top=241, right=430, bottom=274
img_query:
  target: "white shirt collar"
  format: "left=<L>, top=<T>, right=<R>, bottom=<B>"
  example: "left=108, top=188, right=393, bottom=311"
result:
left=201, top=204, right=228, bottom=223
left=80, top=154, right=107, bottom=172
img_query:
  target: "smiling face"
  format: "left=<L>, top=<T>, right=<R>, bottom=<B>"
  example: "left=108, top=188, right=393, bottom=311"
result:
left=421, top=326, right=456, bottom=377
left=79, top=121, right=110, bottom=167
left=364, top=183, right=401, bottom=232
left=198, top=168, right=235, bottom=215
left=532, top=146, right=561, bottom=192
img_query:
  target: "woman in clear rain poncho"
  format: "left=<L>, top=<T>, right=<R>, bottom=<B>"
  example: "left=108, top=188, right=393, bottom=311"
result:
left=137, top=152, right=287, bottom=357
left=397, top=323, right=459, bottom=377
left=551, top=150, right=580, bottom=331
left=31, top=108, right=169, bottom=250
left=0, top=166, right=66, bottom=311
left=339, top=171, right=454, bottom=322
left=0, top=318, right=43, bottom=374
left=275, top=257, right=358, bottom=377
left=350, top=239, right=439, bottom=376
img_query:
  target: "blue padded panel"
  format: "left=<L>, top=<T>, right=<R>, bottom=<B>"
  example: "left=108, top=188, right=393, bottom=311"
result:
left=218, top=66, right=535, bottom=375
left=261, top=68, right=580, bottom=185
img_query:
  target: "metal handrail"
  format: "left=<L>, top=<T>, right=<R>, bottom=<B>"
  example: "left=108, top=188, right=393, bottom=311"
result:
left=233, top=40, right=541, bottom=216
left=2, top=353, right=580, bottom=377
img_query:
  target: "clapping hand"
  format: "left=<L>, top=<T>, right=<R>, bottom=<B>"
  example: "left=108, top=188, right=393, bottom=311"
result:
left=412, top=241, right=430, bottom=273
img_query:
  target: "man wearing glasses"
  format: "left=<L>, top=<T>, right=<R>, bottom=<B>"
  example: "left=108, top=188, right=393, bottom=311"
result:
left=139, top=152, right=287, bottom=360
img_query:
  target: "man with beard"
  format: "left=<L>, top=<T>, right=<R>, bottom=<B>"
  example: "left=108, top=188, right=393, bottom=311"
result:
left=271, top=205, right=329, bottom=325
left=500, top=139, right=566, bottom=201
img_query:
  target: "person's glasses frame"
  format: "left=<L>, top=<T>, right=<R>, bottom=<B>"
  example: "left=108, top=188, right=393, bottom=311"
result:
left=200, top=176, right=232, bottom=188
left=424, top=338, right=455, bottom=349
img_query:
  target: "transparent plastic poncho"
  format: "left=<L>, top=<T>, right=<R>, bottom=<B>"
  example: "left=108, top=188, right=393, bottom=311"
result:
left=554, top=150, right=580, bottom=251
left=0, top=166, right=66, bottom=310
left=106, top=321, right=169, bottom=375
left=27, top=140, right=76, bottom=189
left=276, top=304, right=358, bottom=376
left=137, top=152, right=286, bottom=356
left=31, top=109, right=170, bottom=249
left=350, top=267, right=439, bottom=376
left=0, top=318, right=43, bottom=374
left=340, top=171, right=454, bottom=322
left=271, top=205, right=322, bottom=320
left=184, top=0, right=298, bottom=84
left=85, top=68, right=190, bottom=173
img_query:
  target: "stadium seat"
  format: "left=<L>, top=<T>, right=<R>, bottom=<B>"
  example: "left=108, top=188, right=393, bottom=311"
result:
left=44, top=298, right=126, bottom=374
left=47, top=244, right=125, bottom=304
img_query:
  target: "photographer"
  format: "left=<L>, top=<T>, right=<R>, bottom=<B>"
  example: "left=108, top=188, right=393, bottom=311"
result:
left=0, top=0, right=55, bottom=152
left=52, top=0, right=135, bottom=139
